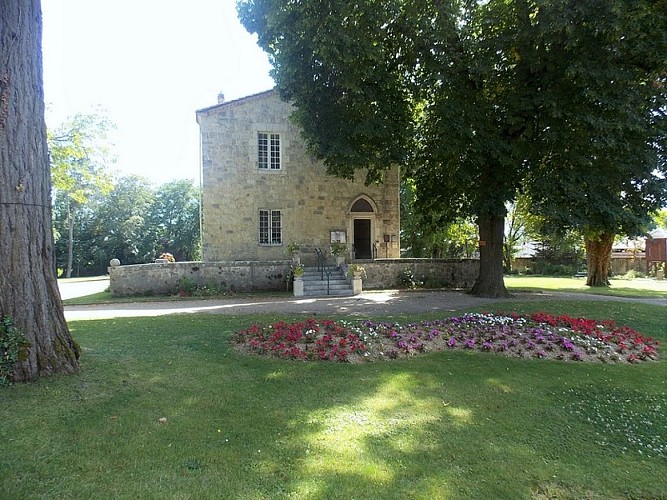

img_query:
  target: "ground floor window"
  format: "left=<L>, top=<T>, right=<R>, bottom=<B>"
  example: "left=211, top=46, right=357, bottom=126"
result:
left=259, top=209, right=282, bottom=245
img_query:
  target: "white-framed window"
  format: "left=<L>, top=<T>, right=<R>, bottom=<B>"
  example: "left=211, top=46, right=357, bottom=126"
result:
left=258, top=132, right=281, bottom=170
left=259, top=209, right=282, bottom=245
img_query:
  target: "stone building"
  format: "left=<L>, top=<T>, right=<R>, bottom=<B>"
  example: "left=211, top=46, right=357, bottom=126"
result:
left=196, top=90, right=400, bottom=263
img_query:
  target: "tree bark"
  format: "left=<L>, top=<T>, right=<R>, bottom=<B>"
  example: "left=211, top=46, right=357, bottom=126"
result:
left=585, top=232, right=614, bottom=287
left=0, top=0, right=80, bottom=381
left=470, top=214, right=510, bottom=298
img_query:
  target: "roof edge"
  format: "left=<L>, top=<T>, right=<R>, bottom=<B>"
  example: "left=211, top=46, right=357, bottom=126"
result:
left=195, top=88, right=277, bottom=115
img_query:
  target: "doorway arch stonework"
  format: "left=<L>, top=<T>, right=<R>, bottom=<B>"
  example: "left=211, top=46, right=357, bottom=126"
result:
left=348, top=195, right=377, bottom=260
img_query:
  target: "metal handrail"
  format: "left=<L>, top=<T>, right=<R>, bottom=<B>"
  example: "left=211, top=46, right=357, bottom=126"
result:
left=315, top=248, right=334, bottom=294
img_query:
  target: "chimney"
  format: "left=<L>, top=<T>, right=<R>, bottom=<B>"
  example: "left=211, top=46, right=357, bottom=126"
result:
left=217, top=92, right=225, bottom=104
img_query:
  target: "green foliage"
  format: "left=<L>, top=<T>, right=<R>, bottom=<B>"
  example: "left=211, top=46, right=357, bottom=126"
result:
left=621, top=269, right=647, bottom=280
left=49, top=112, right=114, bottom=202
left=239, top=0, right=666, bottom=297
left=345, top=264, right=366, bottom=279
left=286, top=242, right=300, bottom=256
left=402, top=179, right=478, bottom=258
left=54, top=176, right=201, bottom=276
left=49, top=112, right=115, bottom=278
left=176, top=276, right=228, bottom=297
left=0, top=316, right=30, bottom=386
left=503, top=194, right=541, bottom=272
left=523, top=0, right=667, bottom=239
left=329, top=241, right=346, bottom=257
left=396, top=268, right=423, bottom=289
left=148, top=180, right=201, bottom=262
left=653, top=209, right=667, bottom=230
left=532, top=232, right=585, bottom=276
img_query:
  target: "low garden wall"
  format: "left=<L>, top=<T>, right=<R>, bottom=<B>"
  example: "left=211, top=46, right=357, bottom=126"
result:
left=109, top=258, right=480, bottom=296
left=360, top=259, right=479, bottom=290
left=109, top=261, right=291, bottom=296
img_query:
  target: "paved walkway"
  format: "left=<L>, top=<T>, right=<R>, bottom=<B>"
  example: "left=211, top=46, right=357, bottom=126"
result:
left=63, top=288, right=667, bottom=321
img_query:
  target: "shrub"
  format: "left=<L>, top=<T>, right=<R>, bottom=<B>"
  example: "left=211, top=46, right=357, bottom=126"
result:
left=176, top=276, right=197, bottom=296
left=1, top=316, right=30, bottom=386
left=396, top=268, right=424, bottom=289
left=622, top=269, right=646, bottom=280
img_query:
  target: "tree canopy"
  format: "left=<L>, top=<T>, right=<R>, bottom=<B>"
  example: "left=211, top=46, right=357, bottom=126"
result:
left=239, top=0, right=666, bottom=295
left=48, top=112, right=114, bottom=277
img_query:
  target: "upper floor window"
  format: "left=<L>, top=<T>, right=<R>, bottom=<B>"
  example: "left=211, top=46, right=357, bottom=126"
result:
left=259, top=209, right=282, bottom=245
left=258, top=132, right=281, bottom=170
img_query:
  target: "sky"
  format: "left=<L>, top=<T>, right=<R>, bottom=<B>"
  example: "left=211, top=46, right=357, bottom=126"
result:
left=41, top=0, right=275, bottom=185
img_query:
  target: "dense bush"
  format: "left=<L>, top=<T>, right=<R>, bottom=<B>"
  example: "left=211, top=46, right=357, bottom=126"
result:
left=0, top=316, right=30, bottom=386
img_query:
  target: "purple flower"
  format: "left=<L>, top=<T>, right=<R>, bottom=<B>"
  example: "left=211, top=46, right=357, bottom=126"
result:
left=447, top=337, right=457, bottom=348
left=482, top=341, right=494, bottom=351
left=465, top=338, right=475, bottom=349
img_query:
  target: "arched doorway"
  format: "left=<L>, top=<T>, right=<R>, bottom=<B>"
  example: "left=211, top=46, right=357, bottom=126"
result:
left=349, top=197, right=376, bottom=260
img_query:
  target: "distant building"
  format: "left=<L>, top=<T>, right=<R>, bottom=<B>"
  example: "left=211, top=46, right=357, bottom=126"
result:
left=196, top=90, right=400, bottom=263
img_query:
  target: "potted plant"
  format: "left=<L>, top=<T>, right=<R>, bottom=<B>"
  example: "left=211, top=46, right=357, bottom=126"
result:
left=287, top=242, right=301, bottom=264
left=330, top=242, right=347, bottom=266
left=156, top=252, right=175, bottom=263
left=292, top=263, right=305, bottom=279
left=291, top=263, right=305, bottom=297
left=346, top=264, right=366, bottom=280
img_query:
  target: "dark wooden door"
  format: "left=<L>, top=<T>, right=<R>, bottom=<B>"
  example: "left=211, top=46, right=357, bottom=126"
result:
left=354, top=219, right=372, bottom=259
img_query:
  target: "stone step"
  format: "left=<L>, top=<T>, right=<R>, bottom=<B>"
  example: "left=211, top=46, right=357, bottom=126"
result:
left=299, top=267, right=354, bottom=296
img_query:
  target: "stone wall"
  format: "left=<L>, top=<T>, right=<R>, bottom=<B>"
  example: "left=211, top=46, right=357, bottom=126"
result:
left=361, top=259, right=480, bottom=290
left=196, top=90, right=401, bottom=262
left=109, top=261, right=291, bottom=296
left=109, top=259, right=480, bottom=296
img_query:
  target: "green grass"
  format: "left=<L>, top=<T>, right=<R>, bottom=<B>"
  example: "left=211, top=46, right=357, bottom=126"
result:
left=505, top=275, right=667, bottom=299
left=2, top=301, right=666, bottom=498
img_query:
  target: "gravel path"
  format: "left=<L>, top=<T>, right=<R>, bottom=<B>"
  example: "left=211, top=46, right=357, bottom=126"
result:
left=64, top=289, right=666, bottom=321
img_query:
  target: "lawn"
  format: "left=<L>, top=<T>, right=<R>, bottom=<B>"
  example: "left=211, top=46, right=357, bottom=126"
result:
left=1, top=299, right=666, bottom=498
left=505, top=275, right=667, bottom=299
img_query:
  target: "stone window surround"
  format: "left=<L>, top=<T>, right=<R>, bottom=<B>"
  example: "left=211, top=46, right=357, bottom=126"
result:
left=258, top=132, right=281, bottom=170
left=259, top=209, right=283, bottom=246
left=254, top=124, right=289, bottom=172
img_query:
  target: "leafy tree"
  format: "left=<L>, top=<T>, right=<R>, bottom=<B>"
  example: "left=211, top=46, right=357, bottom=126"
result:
left=239, top=0, right=666, bottom=296
left=503, top=195, right=540, bottom=272
left=402, top=179, right=477, bottom=258
left=653, top=208, right=667, bottom=230
left=92, top=175, right=155, bottom=267
left=0, top=0, right=80, bottom=381
left=147, top=180, right=201, bottom=261
left=49, top=112, right=114, bottom=277
left=522, top=0, right=667, bottom=286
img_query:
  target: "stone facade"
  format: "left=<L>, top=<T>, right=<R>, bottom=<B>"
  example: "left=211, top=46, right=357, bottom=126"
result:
left=196, top=90, right=400, bottom=263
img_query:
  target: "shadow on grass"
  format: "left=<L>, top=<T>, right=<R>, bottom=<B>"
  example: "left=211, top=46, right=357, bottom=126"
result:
left=2, top=305, right=666, bottom=498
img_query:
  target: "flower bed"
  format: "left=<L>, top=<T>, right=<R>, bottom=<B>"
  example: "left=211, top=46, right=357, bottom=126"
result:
left=232, top=312, right=659, bottom=364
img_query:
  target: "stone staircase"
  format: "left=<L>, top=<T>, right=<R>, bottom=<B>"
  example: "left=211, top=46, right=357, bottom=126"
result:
left=301, top=266, right=354, bottom=296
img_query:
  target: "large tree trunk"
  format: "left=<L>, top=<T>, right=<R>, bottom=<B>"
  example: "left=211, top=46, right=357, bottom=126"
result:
left=0, top=0, right=80, bottom=381
left=585, top=232, right=614, bottom=287
left=470, top=214, right=510, bottom=298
